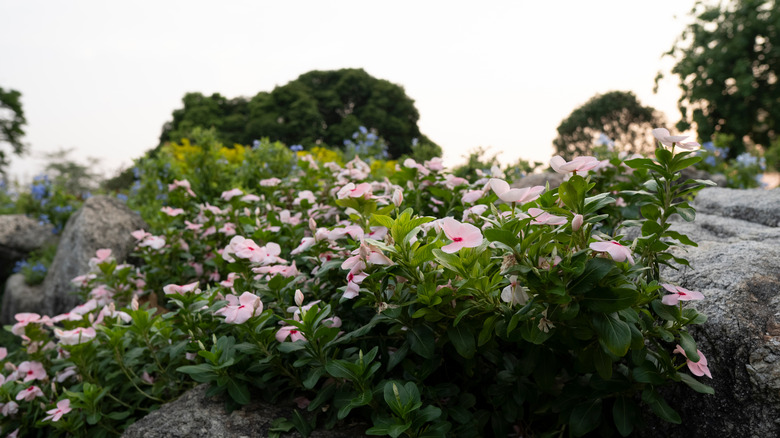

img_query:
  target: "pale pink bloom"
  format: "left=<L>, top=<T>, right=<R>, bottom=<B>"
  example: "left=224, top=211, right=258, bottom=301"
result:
left=425, top=157, right=445, bottom=171
left=1, top=401, right=19, bottom=416
left=462, top=205, right=489, bottom=222
left=337, top=182, right=372, bottom=199
left=131, top=229, right=151, bottom=241
left=215, top=292, right=263, bottom=324
left=71, top=299, right=98, bottom=315
left=0, top=347, right=6, bottom=361
left=489, top=179, right=545, bottom=204
left=54, top=366, right=78, bottom=383
left=54, top=327, right=97, bottom=345
left=185, top=352, right=197, bottom=361
left=141, top=371, right=155, bottom=385
left=461, top=190, right=485, bottom=204
left=220, top=272, right=239, bottom=289
left=291, top=237, right=316, bottom=255
left=279, top=210, right=302, bottom=225
left=89, top=248, right=113, bottom=265
left=95, top=304, right=132, bottom=324
left=240, top=193, right=260, bottom=203
left=550, top=156, right=601, bottom=174
left=441, top=217, right=484, bottom=253
left=673, top=345, right=712, bottom=378
left=501, top=276, right=529, bottom=306
left=572, top=214, right=584, bottom=231
left=328, top=225, right=365, bottom=241
left=253, top=262, right=299, bottom=279
left=660, top=284, right=704, bottom=306
left=138, top=235, right=166, bottom=250
left=90, top=285, right=114, bottom=305
left=11, top=313, right=45, bottom=336
left=392, top=189, right=404, bottom=207
left=221, top=188, right=244, bottom=201
left=43, top=399, right=72, bottom=422
left=652, top=128, right=701, bottom=151
left=403, top=158, right=430, bottom=176
left=368, top=226, right=388, bottom=240
left=443, top=175, right=469, bottom=189
left=70, top=273, right=97, bottom=287
left=16, top=385, right=44, bottom=402
left=184, top=220, right=203, bottom=231
left=260, top=177, right=282, bottom=186
left=161, top=206, right=185, bottom=217
left=17, top=361, right=47, bottom=382
left=201, top=226, right=216, bottom=238
left=293, top=190, right=316, bottom=205
left=163, top=282, right=199, bottom=295
left=294, top=289, right=305, bottom=307
left=222, top=236, right=262, bottom=263
left=528, top=208, right=568, bottom=226
left=203, top=203, right=227, bottom=216
left=615, top=197, right=627, bottom=207
left=589, top=240, right=635, bottom=264
left=276, top=325, right=306, bottom=343
left=219, top=222, right=237, bottom=236
left=7, top=429, right=19, bottom=438
left=168, top=179, right=196, bottom=197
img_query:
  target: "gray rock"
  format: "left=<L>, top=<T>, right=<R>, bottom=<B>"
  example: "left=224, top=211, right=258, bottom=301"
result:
left=122, top=384, right=369, bottom=438
left=513, top=172, right=564, bottom=189
left=41, top=196, right=145, bottom=316
left=638, top=201, right=780, bottom=436
left=0, top=273, right=45, bottom=324
left=680, top=167, right=728, bottom=188
left=692, top=187, right=780, bottom=227
left=0, top=214, right=56, bottom=282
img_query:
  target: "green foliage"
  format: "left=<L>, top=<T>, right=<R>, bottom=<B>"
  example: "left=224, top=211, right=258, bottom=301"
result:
left=159, top=69, right=438, bottom=159
left=0, top=86, right=27, bottom=174
left=13, top=243, right=57, bottom=286
left=553, top=91, right=664, bottom=159
left=662, top=0, right=780, bottom=157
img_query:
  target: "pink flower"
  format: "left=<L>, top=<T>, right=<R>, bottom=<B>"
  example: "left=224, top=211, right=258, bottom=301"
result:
left=241, top=193, right=260, bottom=203
left=141, top=371, right=155, bottom=385
left=131, top=229, right=151, bottom=241
left=0, top=347, right=6, bottom=361
left=219, top=222, right=237, bottom=236
left=17, top=361, right=47, bottom=382
left=160, top=206, right=185, bottom=216
left=54, top=327, right=97, bottom=345
left=163, top=282, right=199, bottom=295
left=215, top=292, right=263, bottom=324
left=660, top=283, right=704, bottom=306
left=589, top=240, right=635, bottom=264
left=168, top=179, right=197, bottom=197
left=11, top=313, right=45, bottom=336
left=90, top=248, right=113, bottom=265
left=652, top=128, right=700, bottom=151
left=549, top=156, right=600, bottom=174
left=337, top=182, right=372, bottom=199
left=16, top=385, right=44, bottom=402
left=1, top=401, right=19, bottom=416
left=276, top=325, right=306, bottom=343
left=461, top=189, right=485, bottom=204
left=259, top=177, right=281, bottom=187
left=392, top=189, right=404, bottom=207
left=43, top=399, right=72, bottom=422
left=501, top=276, right=529, bottom=306
left=527, top=208, right=568, bottom=226
left=572, top=214, right=584, bottom=231
left=440, top=217, right=484, bottom=254
left=489, top=179, right=545, bottom=204
left=221, top=188, right=244, bottom=201
left=673, top=345, right=712, bottom=378
left=138, top=235, right=166, bottom=250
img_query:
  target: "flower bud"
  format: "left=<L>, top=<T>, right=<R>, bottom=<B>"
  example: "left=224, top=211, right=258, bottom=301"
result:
left=294, top=289, right=304, bottom=307
left=572, top=214, right=584, bottom=231
left=309, top=217, right=317, bottom=233
left=392, top=189, right=403, bottom=207
left=131, top=295, right=139, bottom=311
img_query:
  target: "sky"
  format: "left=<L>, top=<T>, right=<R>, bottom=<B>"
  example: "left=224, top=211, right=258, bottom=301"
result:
left=1, top=0, right=698, bottom=184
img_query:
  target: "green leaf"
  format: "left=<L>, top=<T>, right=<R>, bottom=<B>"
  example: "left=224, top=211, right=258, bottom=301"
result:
left=227, top=378, right=251, bottom=405
left=592, top=313, right=632, bottom=357
left=679, top=373, right=715, bottom=394
left=675, top=206, right=696, bottom=222
left=664, top=229, right=697, bottom=247
left=483, top=228, right=520, bottom=248
left=612, top=396, right=638, bottom=436
left=372, top=214, right=395, bottom=229
left=569, top=399, right=603, bottom=437
left=407, top=325, right=436, bottom=359
left=678, top=331, right=700, bottom=362
left=447, top=324, right=476, bottom=359
left=432, top=248, right=463, bottom=274
left=640, top=204, right=661, bottom=221
left=642, top=388, right=681, bottom=424
left=583, top=192, right=615, bottom=214
left=651, top=299, right=680, bottom=322
left=632, top=362, right=666, bottom=385
left=477, top=316, right=497, bottom=346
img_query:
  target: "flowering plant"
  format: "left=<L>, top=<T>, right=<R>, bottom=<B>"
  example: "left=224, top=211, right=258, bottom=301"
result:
left=1, top=130, right=715, bottom=437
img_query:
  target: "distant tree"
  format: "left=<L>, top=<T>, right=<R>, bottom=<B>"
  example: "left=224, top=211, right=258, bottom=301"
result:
left=43, top=148, right=101, bottom=195
left=553, top=91, right=664, bottom=159
left=159, top=68, right=439, bottom=159
left=661, top=0, right=779, bottom=157
left=0, top=86, right=28, bottom=174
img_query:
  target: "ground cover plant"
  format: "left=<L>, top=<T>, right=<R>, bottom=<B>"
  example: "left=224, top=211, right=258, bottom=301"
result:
left=0, top=128, right=716, bottom=437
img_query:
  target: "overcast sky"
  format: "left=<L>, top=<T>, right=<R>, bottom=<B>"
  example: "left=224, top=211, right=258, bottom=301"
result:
left=1, top=0, right=697, bottom=183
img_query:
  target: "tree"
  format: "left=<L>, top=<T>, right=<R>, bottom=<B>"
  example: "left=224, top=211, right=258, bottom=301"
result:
left=553, top=91, right=664, bottom=159
left=159, top=68, right=439, bottom=159
left=662, top=0, right=779, bottom=157
left=0, top=86, right=27, bottom=174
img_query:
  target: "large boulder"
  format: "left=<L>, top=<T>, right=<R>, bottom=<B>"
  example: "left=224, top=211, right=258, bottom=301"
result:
left=122, top=384, right=369, bottom=438
left=512, top=172, right=564, bottom=189
left=638, top=187, right=780, bottom=437
left=40, top=196, right=145, bottom=316
left=0, top=214, right=55, bottom=285
left=0, top=273, right=45, bottom=324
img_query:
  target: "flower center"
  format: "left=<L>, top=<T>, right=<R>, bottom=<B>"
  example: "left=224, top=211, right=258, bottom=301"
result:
left=453, top=237, right=463, bottom=242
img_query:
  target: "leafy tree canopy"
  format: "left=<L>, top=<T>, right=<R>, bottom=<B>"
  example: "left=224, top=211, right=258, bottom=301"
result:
left=553, top=91, right=663, bottom=159
left=0, top=86, right=27, bottom=174
left=662, top=0, right=779, bottom=157
left=159, top=68, right=439, bottom=159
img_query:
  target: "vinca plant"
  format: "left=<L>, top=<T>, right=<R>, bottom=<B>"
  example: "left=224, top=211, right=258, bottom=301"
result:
left=0, top=129, right=715, bottom=437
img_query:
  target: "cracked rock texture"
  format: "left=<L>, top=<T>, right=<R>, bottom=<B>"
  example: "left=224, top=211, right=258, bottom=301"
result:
left=639, top=187, right=780, bottom=437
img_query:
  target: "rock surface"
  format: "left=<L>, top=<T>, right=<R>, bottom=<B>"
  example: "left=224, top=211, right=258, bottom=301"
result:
left=40, top=196, right=145, bottom=316
left=513, top=172, right=564, bottom=189
left=638, top=187, right=780, bottom=437
left=0, top=273, right=45, bottom=324
left=0, top=214, right=55, bottom=285
left=122, top=384, right=369, bottom=438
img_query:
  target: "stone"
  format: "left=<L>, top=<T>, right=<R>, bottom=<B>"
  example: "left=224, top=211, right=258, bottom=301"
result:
left=637, top=188, right=780, bottom=437
left=0, top=214, right=56, bottom=284
left=512, top=172, right=564, bottom=190
left=0, top=273, right=45, bottom=324
left=122, top=384, right=369, bottom=438
left=680, top=167, right=728, bottom=188
left=40, top=196, right=146, bottom=316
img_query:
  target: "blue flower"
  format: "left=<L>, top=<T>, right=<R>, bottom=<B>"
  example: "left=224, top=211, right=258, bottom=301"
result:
left=253, top=139, right=261, bottom=149
left=290, top=144, right=304, bottom=152
left=702, top=141, right=716, bottom=152
left=32, top=262, right=47, bottom=274
left=359, top=126, right=368, bottom=135
left=736, top=153, right=758, bottom=167
left=13, top=260, right=28, bottom=273
left=704, top=155, right=717, bottom=166
left=117, top=193, right=128, bottom=202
